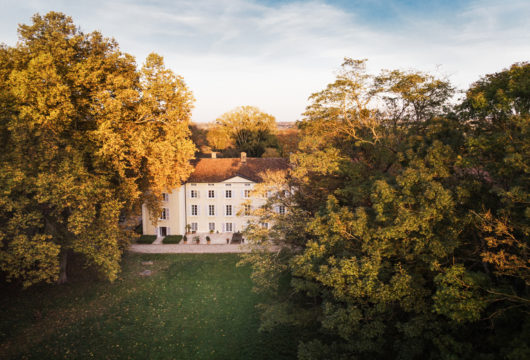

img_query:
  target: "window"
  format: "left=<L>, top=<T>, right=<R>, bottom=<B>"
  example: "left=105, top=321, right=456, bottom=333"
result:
left=225, top=223, right=233, bottom=232
left=260, top=222, right=269, bottom=229
left=209, top=222, right=215, bottom=231
left=160, top=208, right=169, bottom=220
left=208, top=190, right=215, bottom=198
left=244, top=189, right=251, bottom=198
left=162, top=193, right=169, bottom=202
left=209, top=205, right=215, bottom=216
left=191, top=205, right=198, bottom=216
left=225, top=190, right=232, bottom=198
left=190, top=190, right=198, bottom=198
left=191, top=222, right=198, bottom=231
left=245, top=183, right=251, bottom=186
left=225, top=205, right=232, bottom=216
left=278, top=205, right=286, bottom=215
left=225, top=183, right=231, bottom=187
left=244, top=204, right=251, bottom=216
left=208, top=183, right=214, bottom=186
left=266, top=190, right=272, bottom=198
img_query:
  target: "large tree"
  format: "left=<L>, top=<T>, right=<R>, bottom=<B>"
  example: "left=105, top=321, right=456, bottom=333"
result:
left=243, top=59, right=529, bottom=359
left=207, top=105, right=279, bottom=157
left=0, top=12, right=195, bottom=287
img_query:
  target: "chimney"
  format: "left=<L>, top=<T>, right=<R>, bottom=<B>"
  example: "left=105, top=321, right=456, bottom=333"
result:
left=211, top=152, right=217, bottom=159
left=241, top=152, right=247, bottom=164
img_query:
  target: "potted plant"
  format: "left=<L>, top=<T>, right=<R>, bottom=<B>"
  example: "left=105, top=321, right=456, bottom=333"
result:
left=185, top=224, right=191, bottom=234
left=209, top=229, right=214, bottom=234
left=193, top=235, right=200, bottom=244
left=183, top=235, right=188, bottom=244
left=206, top=236, right=211, bottom=244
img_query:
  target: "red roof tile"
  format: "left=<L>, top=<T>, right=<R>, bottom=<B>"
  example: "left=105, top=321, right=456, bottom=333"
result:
left=187, top=157, right=289, bottom=183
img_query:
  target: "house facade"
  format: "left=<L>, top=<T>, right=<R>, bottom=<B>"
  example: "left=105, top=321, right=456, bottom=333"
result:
left=142, top=152, right=289, bottom=236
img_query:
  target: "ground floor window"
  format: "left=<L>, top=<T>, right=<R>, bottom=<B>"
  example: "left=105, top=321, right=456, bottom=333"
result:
left=159, top=226, right=168, bottom=236
left=225, top=223, right=233, bottom=232
left=209, top=222, right=215, bottom=231
left=191, top=222, right=198, bottom=232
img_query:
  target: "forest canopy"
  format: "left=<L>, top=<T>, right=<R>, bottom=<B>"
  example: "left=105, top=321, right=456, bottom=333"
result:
left=242, top=59, right=530, bottom=360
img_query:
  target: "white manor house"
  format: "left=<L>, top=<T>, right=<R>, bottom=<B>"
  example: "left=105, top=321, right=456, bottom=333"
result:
left=142, top=152, right=289, bottom=238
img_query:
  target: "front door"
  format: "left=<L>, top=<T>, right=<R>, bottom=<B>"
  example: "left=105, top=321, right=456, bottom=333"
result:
left=159, top=226, right=167, bottom=237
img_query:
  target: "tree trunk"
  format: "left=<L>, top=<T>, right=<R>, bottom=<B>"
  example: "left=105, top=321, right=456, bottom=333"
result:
left=57, top=251, right=68, bottom=284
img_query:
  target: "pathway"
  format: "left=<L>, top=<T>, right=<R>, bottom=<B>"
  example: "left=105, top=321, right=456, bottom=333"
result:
left=128, top=244, right=252, bottom=254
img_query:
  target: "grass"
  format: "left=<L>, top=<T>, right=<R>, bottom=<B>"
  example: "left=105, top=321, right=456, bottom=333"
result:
left=136, top=235, right=157, bottom=244
left=0, top=253, right=300, bottom=359
left=162, top=235, right=183, bottom=244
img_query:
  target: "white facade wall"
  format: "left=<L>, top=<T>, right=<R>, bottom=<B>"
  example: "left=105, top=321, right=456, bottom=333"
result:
left=142, top=176, right=265, bottom=236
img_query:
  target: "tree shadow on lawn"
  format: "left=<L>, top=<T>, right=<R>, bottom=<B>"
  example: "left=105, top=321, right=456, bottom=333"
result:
left=1, top=253, right=300, bottom=360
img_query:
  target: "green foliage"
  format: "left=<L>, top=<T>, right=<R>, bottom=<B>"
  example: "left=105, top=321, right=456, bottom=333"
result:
left=244, top=59, right=530, bottom=359
left=0, top=12, right=195, bottom=287
left=162, top=235, right=183, bottom=244
left=136, top=235, right=157, bottom=244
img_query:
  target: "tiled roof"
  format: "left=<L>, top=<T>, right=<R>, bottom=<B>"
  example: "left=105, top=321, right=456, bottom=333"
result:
left=187, top=157, right=289, bottom=183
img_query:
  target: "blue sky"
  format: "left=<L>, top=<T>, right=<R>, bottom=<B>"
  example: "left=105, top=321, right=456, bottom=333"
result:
left=1, top=0, right=528, bottom=123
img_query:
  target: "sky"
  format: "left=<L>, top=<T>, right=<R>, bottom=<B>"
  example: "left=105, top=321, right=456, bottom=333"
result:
left=0, top=0, right=529, bottom=123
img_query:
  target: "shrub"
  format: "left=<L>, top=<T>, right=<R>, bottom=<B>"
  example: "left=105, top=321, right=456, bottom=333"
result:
left=136, top=235, right=156, bottom=244
left=193, top=236, right=200, bottom=244
left=206, top=236, right=211, bottom=241
left=183, top=235, right=187, bottom=243
left=162, top=235, right=183, bottom=244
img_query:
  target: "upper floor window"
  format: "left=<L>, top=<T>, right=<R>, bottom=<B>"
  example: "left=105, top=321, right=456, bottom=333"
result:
left=162, top=193, right=169, bottom=202
left=209, top=205, right=215, bottom=216
left=244, top=204, right=251, bottom=216
left=160, top=208, right=169, bottom=220
left=278, top=205, right=286, bottom=215
left=191, top=205, right=198, bottom=216
left=225, top=190, right=232, bottom=198
left=244, top=190, right=251, bottom=198
left=190, top=190, right=198, bottom=198
left=225, top=205, right=233, bottom=216
left=208, top=190, right=215, bottom=198
left=208, top=183, right=214, bottom=186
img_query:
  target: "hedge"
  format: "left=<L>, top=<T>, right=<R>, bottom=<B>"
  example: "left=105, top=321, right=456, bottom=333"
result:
left=137, top=235, right=156, bottom=244
left=162, top=235, right=183, bottom=244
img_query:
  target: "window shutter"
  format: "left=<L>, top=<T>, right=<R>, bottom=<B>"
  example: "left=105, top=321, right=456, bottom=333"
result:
left=222, top=223, right=225, bottom=232
left=167, top=227, right=171, bottom=235
left=197, top=190, right=200, bottom=199
left=197, top=205, right=200, bottom=216
left=166, top=208, right=170, bottom=220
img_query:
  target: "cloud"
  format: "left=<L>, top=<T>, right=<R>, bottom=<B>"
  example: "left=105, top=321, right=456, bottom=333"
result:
left=1, top=0, right=529, bottom=122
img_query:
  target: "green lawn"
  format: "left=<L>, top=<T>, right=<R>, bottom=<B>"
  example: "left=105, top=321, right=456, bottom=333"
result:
left=0, top=253, right=300, bottom=359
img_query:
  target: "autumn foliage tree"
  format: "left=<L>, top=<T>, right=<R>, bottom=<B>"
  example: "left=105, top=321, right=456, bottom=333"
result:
left=243, top=59, right=530, bottom=359
left=207, top=105, right=279, bottom=157
left=0, top=12, right=195, bottom=287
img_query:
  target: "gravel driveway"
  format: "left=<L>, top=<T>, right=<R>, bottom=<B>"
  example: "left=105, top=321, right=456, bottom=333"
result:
left=128, top=244, right=252, bottom=253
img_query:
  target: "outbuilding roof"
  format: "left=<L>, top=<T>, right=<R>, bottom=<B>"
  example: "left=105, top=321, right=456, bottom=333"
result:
left=186, top=157, right=289, bottom=183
